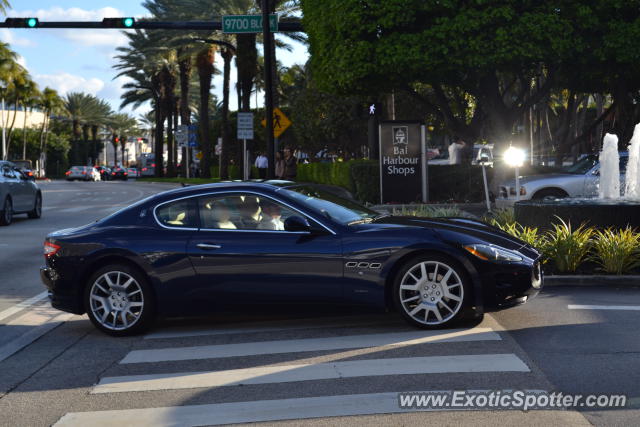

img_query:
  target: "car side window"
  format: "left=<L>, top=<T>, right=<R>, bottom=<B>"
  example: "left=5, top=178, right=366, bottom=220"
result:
left=198, top=194, right=297, bottom=231
left=2, top=165, right=14, bottom=178
left=155, top=199, right=197, bottom=229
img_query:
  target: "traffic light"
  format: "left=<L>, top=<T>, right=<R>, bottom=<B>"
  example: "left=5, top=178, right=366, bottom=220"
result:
left=102, top=17, right=135, bottom=28
left=5, top=18, right=39, bottom=28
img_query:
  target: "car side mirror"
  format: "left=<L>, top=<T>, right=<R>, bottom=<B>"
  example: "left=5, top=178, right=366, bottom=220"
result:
left=284, top=215, right=311, bottom=232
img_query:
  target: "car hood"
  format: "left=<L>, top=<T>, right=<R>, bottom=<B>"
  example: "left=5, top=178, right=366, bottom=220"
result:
left=371, top=216, right=530, bottom=252
left=502, top=173, right=583, bottom=187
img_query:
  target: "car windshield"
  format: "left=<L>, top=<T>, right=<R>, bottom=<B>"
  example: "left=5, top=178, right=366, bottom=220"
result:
left=563, top=155, right=598, bottom=174
left=280, top=186, right=380, bottom=225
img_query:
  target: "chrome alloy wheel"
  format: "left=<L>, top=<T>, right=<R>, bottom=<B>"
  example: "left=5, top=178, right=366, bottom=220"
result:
left=89, top=271, right=144, bottom=331
left=398, top=261, right=464, bottom=325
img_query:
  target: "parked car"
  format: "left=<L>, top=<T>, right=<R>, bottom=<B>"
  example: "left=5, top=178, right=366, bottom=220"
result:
left=41, top=181, right=542, bottom=336
left=95, top=166, right=112, bottom=181
left=110, top=167, right=128, bottom=180
left=66, top=166, right=101, bottom=181
left=496, top=153, right=628, bottom=207
left=0, top=161, right=42, bottom=226
left=126, top=167, right=140, bottom=178
left=11, top=160, right=35, bottom=180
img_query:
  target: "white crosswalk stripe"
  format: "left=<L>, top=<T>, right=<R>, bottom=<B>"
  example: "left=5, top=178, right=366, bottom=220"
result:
left=124, top=328, right=501, bottom=363
left=95, top=354, right=528, bottom=394
left=54, top=319, right=537, bottom=426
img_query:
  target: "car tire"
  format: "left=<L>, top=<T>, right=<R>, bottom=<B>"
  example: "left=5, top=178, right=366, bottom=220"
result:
left=84, top=264, right=156, bottom=336
left=0, top=197, right=12, bottom=226
left=27, top=193, right=42, bottom=219
left=532, top=188, right=568, bottom=201
left=392, top=254, right=473, bottom=329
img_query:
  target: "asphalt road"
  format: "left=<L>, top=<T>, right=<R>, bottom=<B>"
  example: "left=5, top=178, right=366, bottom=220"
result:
left=0, top=180, right=638, bottom=426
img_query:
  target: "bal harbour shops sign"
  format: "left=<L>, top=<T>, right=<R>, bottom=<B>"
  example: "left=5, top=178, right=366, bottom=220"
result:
left=379, top=121, right=428, bottom=204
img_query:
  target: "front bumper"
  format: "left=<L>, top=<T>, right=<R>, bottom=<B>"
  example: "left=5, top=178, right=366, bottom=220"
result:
left=40, top=267, right=84, bottom=314
left=481, top=259, right=543, bottom=312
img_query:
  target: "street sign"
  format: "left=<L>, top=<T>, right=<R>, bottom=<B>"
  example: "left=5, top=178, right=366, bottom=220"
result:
left=378, top=122, right=426, bottom=204
left=237, top=112, right=254, bottom=140
left=222, top=14, right=277, bottom=34
left=188, top=125, right=198, bottom=147
left=176, top=125, right=188, bottom=148
left=261, top=107, right=291, bottom=138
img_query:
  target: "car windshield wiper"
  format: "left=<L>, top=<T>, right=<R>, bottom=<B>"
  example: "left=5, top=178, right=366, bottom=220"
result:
left=373, top=213, right=392, bottom=221
left=347, top=218, right=373, bottom=225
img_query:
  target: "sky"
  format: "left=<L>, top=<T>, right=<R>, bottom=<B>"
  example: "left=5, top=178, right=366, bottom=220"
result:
left=0, top=1, right=309, bottom=117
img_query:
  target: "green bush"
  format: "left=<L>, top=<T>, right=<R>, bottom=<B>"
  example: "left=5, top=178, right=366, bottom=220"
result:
left=349, top=160, right=379, bottom=203
left=483, top=208, right=516, bottom=229
left=590, top=228, right=640, bottom=274
left=542, top=218, right=594, bottom=274
left=497, top=222, right=544, bottom=249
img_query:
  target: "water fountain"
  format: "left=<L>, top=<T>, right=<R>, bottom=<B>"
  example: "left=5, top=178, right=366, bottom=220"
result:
left=514, top=127, right=640, bottom=230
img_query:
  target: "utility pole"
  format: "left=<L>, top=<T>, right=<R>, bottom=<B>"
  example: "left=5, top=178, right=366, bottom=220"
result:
left=261, top=0, right=276, bottom=179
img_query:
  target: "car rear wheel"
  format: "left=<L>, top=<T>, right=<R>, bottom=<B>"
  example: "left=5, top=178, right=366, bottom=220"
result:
left=532, top=188, right=568, bottom=201
left=393, top=254, right=471, bottom=328
left=0, top=197, right=12, bottom=226
left=27, top=193, right=42, bottom=219
left=84, top=264, right=155, bottom=336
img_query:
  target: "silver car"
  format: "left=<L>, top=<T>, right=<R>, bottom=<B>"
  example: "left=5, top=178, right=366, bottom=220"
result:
left=66, top=165, right=101, bottom=181
left=0, top=161, right=42, bottom=226
left=496, top=153, right=628, bottom=208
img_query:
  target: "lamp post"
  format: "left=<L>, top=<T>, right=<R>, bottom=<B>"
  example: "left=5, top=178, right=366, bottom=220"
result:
left=504, top=146, right=526, bottom=201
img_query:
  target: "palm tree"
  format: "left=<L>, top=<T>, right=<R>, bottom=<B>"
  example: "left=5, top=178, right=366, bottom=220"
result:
left=21, top=81, right=40, bottom=159
left=0, top=42, right=20, bottom=160
left=116, top=30, right=180, bottom=177
left=63, top=92, right=102, bottom=165
left=107, top=113, right=138, bottom=167
left=0, top=1, right=11, bottom=15
left=37, top=87, right=63, bottom=158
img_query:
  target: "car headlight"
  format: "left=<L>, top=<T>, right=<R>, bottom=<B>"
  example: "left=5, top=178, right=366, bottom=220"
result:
left=464, top=244, right=523, bottom=262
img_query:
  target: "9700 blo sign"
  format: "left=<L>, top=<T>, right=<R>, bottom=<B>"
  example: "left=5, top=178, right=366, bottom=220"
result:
left=222, top=15, right=278, bottom=33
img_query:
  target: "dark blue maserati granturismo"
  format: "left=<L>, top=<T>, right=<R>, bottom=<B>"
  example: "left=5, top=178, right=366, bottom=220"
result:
left=40, top=181, right=542, bottom=336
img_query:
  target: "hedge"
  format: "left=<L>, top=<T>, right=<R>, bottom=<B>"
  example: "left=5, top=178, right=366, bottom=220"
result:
left=298, top=161, right=496, bottom=204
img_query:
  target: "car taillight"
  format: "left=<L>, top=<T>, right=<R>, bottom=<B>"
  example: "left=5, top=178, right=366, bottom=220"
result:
left=82, top=171, right=87, bottom=175
left=142, top=168, right=147, bottom=171
left=112, top=172, right=116, bottom=175
left=151, top=163, right=156, bottom=167
left=65, top=171, right=71, bottom=175
left=124, top=172, right=128, bottom=175
left=44, top=241, right=60, bottom=258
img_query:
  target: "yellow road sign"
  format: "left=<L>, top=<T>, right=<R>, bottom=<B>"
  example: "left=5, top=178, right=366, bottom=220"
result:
left=261, top=107, right=291, bottom=138
left=196, top=151, right=203, bottom=160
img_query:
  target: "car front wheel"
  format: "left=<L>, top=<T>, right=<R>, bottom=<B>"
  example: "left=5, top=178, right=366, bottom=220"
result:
left=28, top=193, right=42, bottom=219
left=84, top=264, right=155, bottom=336
left=0, top=197, right=13, bottom=226
left=393, top=254, right=471, bottom=328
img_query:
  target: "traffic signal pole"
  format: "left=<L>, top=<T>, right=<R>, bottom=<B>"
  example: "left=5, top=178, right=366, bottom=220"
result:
left=261, top=1, right=276, bottom=179
left=2, top=16, right=302, bottom=177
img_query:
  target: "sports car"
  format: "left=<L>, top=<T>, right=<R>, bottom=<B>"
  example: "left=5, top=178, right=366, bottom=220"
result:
left=40, top=181, right=542, bottom=336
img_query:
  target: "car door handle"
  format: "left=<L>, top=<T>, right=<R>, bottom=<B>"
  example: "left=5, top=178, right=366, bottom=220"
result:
left=196, top=243, right=222, bottom=250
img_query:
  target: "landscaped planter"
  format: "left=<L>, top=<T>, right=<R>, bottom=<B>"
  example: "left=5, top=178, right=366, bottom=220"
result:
left=544, top=275, right=640, bottom=287
left=515, top=199, right=640, bottom=230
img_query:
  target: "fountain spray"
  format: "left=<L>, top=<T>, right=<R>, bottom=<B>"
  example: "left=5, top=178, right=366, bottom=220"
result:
left=599, top=133, right=620, bottom=199
left=625, top=124, right=640, bottom=200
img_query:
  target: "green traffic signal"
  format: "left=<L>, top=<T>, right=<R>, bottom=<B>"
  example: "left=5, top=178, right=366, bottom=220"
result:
left=4, top=17, right=39, bottom=28
left=101, top=17, right=135, bottom=28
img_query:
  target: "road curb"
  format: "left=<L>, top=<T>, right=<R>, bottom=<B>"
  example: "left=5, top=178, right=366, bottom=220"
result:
left=544, top=275, right=640, bottom=287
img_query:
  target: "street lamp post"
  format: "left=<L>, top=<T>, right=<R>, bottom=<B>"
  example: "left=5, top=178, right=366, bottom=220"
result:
left=504, top=146, right=526, bottom=202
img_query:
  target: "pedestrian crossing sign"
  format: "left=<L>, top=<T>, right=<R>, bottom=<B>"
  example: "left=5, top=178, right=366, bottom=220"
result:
left=261, top=107, right=291, bottom=138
